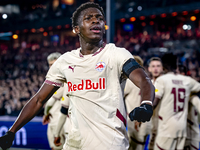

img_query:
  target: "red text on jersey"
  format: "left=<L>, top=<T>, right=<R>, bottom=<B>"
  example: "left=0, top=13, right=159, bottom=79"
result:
left=68, top=78, right=106, bottom=92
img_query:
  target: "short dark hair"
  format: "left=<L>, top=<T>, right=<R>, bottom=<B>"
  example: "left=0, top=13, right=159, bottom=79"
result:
left=178, top=64, right=187, bottom=75
left=161, top=53, right=177, bottom=71
left=71, top=2, right=105, bottom=28
left=148, top=57, right=162, bottom=66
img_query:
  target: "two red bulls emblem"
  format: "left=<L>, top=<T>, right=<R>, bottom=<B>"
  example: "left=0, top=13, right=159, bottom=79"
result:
left=95, top=62, right=106, bottom=72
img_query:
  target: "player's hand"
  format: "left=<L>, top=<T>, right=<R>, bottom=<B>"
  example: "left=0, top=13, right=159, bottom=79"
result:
left=42, top=114, right=52, bottom=125
left=0, top=131, right=15, bottom=150
left=134, top=121, right=142, bottom=132
left=129, top=103, right=153, bottom=122
left=54, top=136, right=62, bottom=147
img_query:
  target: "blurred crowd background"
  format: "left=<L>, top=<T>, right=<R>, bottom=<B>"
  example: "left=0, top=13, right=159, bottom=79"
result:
left=0, top=0, right=200, bottom=116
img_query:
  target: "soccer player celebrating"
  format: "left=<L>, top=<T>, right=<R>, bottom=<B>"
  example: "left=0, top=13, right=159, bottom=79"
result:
left=147, top=57, right=163, bottom=150
left=153, top=53, right=200, bottom=150
left=0, top=2, right=155, bottom=150
left=177, top=64, right=200, bottom=150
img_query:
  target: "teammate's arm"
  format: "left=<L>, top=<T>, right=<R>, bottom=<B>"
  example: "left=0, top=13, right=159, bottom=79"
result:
left=190, top=95, right=200, bottom=113
left=42, top=96, right=56, bottom=125
left=54, top=107, right=68, bottom=146
left=44, top=96, right=56, bottom=115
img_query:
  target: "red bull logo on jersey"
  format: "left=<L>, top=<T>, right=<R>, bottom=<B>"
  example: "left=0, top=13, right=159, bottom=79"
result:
left=68, top=78, right=106, bottom=92
left=95, top=62, right=106, bottom=72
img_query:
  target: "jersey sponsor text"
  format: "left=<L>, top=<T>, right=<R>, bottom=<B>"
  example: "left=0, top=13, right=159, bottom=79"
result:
left=68, top=78, right=106, bottom=92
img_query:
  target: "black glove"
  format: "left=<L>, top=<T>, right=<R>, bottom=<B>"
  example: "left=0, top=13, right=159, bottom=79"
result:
left=129, top=103, right=153, bottom=122
left=0, top=131, right=15, bottom=150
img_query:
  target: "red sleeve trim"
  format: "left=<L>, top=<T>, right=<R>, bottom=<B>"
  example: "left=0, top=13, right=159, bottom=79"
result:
left=45, top=80, right=62, bottom=87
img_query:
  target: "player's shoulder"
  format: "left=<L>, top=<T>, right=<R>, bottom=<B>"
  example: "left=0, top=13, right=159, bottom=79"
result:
left=177, top=74, right=196, bottom=82
left=156, top=73, right=168, bottom=80
left=105, top=43, right=128, bottom=52
left=155, top=73, right=173, bottom=83
left=157, top=73, right=196, bottom=84
left=62, top=48, right=80, bottom=57
left=56, top=48, right=81, bottom=62
left=158, top=72, right=181, bottom=79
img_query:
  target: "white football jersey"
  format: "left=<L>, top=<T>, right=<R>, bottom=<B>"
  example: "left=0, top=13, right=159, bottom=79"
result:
left=187, top=95, right=200, bottom=140
left=154, top=72, right=200, bottom=138
left=45, top=43, right=134, bottom=150
left=48, top=87, right=64, bottom=126
left=151, top=78, right=160, bottom=133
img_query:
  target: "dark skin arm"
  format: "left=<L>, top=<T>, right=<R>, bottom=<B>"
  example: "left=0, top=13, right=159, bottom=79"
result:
left=9, top=83, right=59, bottom=133
left=128, top=68, right=155, bottom=105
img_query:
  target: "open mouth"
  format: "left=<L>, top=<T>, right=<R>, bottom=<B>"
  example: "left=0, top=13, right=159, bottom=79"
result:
left=90, top=26, right=101, bottom=33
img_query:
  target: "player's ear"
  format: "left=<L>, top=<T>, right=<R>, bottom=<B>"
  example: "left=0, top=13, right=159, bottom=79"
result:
left=74, top=26, right=80, bottom=34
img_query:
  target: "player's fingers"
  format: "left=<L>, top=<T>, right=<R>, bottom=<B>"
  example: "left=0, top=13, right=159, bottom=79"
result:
left=49, top=113, right=53, bottom=118
left=55, top=142, right=62, bottom=146
left=134, top=121, right=140, bottom=132
left=54, top=137, right=60, bottom=144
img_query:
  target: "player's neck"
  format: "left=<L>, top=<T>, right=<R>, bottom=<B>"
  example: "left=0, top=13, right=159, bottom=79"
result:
left=152, top=77, right=157, bottom=83
left=80, top=40, right=104, bottom=55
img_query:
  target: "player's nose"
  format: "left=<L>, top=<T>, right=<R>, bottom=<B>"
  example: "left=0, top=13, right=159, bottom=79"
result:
left=92, top=17, right=99, bottom=24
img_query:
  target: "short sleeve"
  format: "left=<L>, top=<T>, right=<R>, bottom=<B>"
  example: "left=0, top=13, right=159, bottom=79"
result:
left=45, top=57, right=66, bottom=87
left=113, top=46, right=134, bottom=74
left=189, top=95, right=200, bottom=114
left=154, top=77, right=164, bottom=99
left=189, top=77, right=200, bottom=93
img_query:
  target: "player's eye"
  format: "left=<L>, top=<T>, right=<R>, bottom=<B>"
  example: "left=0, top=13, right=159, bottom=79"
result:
left=85, top=17, right=91, bottom=20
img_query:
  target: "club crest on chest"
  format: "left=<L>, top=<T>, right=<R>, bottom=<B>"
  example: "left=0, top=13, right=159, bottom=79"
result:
left=95, top=62, right=106, bottom=72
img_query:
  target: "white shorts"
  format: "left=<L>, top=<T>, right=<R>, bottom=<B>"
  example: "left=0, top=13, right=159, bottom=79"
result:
left=154, top=136, right=186, bottom=150
left=184, top=138, right=199, bottom=150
